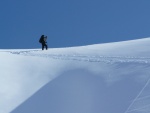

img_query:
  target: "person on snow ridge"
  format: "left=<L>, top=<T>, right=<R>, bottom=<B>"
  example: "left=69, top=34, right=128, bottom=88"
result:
left=39, top=35, right=48, bottom=50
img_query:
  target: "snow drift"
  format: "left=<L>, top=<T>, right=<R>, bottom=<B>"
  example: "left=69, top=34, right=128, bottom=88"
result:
left=1, top=38, right=150, bottom=113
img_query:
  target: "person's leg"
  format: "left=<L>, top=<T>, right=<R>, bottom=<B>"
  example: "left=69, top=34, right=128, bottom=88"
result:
left=42, top=43, right=44, bottom=50
left=43, top=43, right=48, bottom=50
left=45, top=44, right=48, bottom=50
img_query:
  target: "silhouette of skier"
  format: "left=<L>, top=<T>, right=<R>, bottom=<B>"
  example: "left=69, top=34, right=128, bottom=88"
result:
left=39, top=35, right=48, bottom=50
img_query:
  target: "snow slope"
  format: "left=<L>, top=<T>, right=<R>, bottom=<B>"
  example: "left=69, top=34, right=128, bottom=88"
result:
left=1, top=38, right=150, bottom=113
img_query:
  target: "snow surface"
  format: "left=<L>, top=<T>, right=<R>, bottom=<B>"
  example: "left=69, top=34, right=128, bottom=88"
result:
left=1, top=38, right=150, bottom=113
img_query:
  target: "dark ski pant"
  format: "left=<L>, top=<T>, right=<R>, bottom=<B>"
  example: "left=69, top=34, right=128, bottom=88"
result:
left=42, top=43, right=48, bottom=50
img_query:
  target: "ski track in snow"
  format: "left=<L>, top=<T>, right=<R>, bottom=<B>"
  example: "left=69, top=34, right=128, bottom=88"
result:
left=6, top=50, right=150, bottom=64
left=124, top=77, right=150, bottom=113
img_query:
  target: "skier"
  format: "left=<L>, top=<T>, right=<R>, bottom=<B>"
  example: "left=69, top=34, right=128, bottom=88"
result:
left=39, top=35, right=48, bottom=50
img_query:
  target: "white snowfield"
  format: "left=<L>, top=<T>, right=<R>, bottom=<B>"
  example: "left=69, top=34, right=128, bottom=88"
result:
left=1, top=38, right=150, bottom=113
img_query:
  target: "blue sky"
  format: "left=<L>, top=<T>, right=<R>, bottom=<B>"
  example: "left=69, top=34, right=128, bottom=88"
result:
left=1, top=0, right=150, bottom=49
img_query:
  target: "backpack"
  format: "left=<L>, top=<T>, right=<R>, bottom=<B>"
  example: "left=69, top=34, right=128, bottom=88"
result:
left=39, top=38, right=42, bottom=43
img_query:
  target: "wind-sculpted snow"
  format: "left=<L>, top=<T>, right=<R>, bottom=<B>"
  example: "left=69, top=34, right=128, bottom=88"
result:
left=9, top=50, right=150, bottom=64
left=1, top=38, right=150, bottom=113
left=8, top=50, right=150, bottom=113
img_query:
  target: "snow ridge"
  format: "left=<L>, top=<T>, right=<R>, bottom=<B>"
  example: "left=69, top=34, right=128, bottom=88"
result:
left=8, top=49, right=150, bottom=113
left=1, top=38, right=150, bottom=113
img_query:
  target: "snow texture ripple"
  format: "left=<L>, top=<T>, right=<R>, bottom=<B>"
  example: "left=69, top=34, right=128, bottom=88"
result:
left=9, top=50, right=150, bottom=64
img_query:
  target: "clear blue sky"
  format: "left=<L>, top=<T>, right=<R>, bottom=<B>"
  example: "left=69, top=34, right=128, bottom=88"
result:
left=1, top=0, right=150, bottom=49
